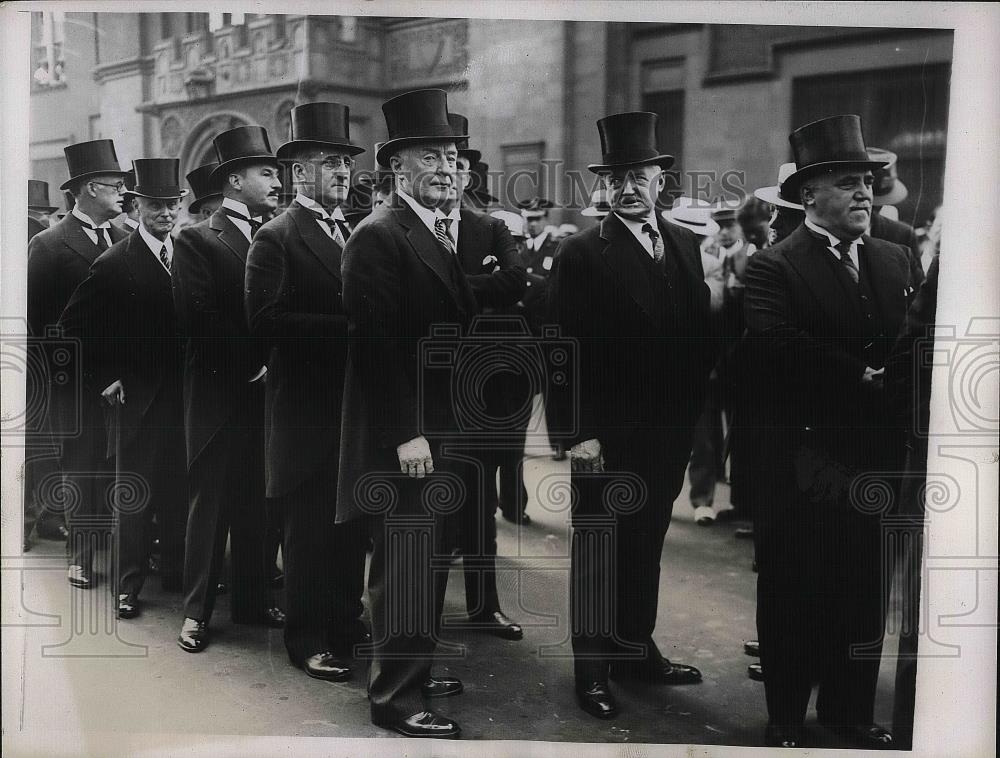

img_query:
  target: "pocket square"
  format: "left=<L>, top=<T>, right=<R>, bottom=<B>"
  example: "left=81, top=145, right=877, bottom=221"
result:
left=482, top=254, right=498, bottom=267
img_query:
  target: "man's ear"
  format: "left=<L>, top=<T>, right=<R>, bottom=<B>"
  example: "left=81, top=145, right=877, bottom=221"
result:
left=800, top=185, right=815, bottom=207
left=228, top=173, right=242, bottom=192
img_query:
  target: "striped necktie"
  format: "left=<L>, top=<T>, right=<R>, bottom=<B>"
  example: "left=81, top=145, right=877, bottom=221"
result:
left=641, top=222, right=665, bottom=262
left=159, top=244, right=171, bottom=272
left=435, top=217, right=456, bottom=256
left=835, top=239, right=859, bottom=285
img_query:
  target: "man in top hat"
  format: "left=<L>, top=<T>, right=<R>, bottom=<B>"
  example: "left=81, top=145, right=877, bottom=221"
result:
left=185, top=162, right=224, bottom=222
left=117, top=170, right=140, bottom=231
left=29, top=140, right=130, bottom=587
left=742, top=114, right=909, bottom=749
left=58, top=158, right=190, bottom=619
left=171, top=127, right=284, bottom=652
left=546, top=112, right=712, bottom=720
left=441, top=112, right=528, bottom=640
left=866, top=148, right=924, bottom=289
left=244, top=105, right=369, bottom=675
left=337, top=88, right=481, bottom=739
left=462, top=160, right=498, bottom=210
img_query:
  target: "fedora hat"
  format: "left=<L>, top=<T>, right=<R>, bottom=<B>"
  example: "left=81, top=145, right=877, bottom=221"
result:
left=868, top=147, right=909, bottom=206
left=376, top=89, right=465, bottom=167
left=60, top=139, right=127, bottom=190
left=276, top=102, right=365, bottom=161
left=753, top=162, right=804, bottom=210
left=588, top=111, right=674, bottom=174
left=186, top=162, right=223, bottom=213
left=782, top=114, right=887, bottom=199
left=662, top=196, right=720, bottom=238
left=209, top=125, right=279, bottom=186
left=131, top=158, right=189, bottom=199
left=448, top=113, right=482, bottom=165
left=28, top=179, right=59, bottom=213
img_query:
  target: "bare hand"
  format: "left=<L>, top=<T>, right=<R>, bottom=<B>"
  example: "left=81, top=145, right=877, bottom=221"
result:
left=101, top=379, right=126, bottom=406
left=397, top=436, right=434, bottom=478
left=570, top=438, right=604, bottom=473
left=862, top=366, right=884, bottom=385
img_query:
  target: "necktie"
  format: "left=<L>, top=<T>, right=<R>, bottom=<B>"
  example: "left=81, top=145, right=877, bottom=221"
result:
left=85, top=223, right=111, bottom=252
left=435, top=217, right=456, bottom=256
left=835, top=239, right=859, bottom=284
left=222, top=208, right=263, bottom=238
left=319, top=216, right=350, bottom=246
left=641, top=222, right=665, bottom=262
left=159, top=244, right=171, bottom=272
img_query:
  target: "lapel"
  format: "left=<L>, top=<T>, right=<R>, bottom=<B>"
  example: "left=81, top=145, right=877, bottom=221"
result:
left=59, top=213, right=103, bottom=265
left=599, top=213, right=658, bottom=323
left=122, top=231, right=171, bottom=293
left=658, top=218, right=704, bottom=288
left=858, top=235, right=903, bottom=325
left=288, top=201, right=342, bottom=280
left=209, top=209, right=250, bottom=263
left=391, top=195, right=464, bottom=303
left=782, top=224, right=864, bottom=325
left=456, top=209, right=490, bottom=273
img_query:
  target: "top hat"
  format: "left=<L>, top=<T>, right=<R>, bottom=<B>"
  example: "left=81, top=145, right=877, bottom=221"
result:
left=868, top=147, right=908, bottom=206
left=753, top=162, right=804, bottom=210
left=376, top=89, right=465, bottom=167
left=186, top=162, right=223, bottom=213
left=210, top=126, right=279, bottom=186
left=588, top=112, right=675, bottom=174
left=276, top=102, right=365, bottom=161
left=782, top=115, right=887, bottom=199
left=28, top=179, right=58, bottom=213
left=662, top=196, right=720, bottom=238
left=60, top=139, right=127, bottom=190
left=517, top=197, right=554, bottom=218
left=448, top=113, right=482, bottom=165
left=131, top=158, right=189, bottom=199
left=464, top=161, right=497, bottom=205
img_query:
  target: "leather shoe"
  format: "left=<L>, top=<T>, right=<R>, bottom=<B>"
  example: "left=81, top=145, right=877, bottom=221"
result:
left=376, top=710, right=460, bottom=739
left=576, top=681, right=618, bottom=719
left=177, top=618, right=208, bottom=653
left=421, top=676, right=464, bottom=698
left=302, top=652, right=351, bottom=682
left=36, top=521, right=69, bottom=541
left=743, top=639, right=760, bottom=657
left=611, top=658, right=702, bottom=685
left=116, top=594, right=139, bottom=619
left=470, top=610, right=523, bottom=640
left=818, top=717, right=893, bottom=749
left=500, top=509, right=531, bottom=525
left=764, top=723, right=802, bottom=748
left=262, top=606, right=286, bottom=628
left=67, top=565, right=92, bottom=589
left=747, top=662, right=764, bottom=681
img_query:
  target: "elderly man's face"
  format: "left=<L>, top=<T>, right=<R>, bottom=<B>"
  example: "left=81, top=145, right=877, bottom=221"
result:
left=137, top=196, right=181, bottom=240
left=292, top=149, right=353, bottom=208
left=605, top=164, right=663, bottom=221
left=391, top=142, right=457, bottom=210
left=802, top=169, right=874, bottom=239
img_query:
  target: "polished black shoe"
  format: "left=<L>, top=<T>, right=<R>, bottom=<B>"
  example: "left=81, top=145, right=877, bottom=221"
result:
left=421, top=676, right=464, bottom=698
left=469, top=610, right=523, bottom=640
left=743, top=639, right=760, bottom=657
left=302, top=652, right=351, bottom=682
left=177, top=617, right=209, bottom=653
left=262, top=606, right=286, bottom=628
left=612, top=658, right=702, bottom=685
left=36, top=521, right=69, bottom=541
left=116, top=594, right=139, bottom=619
left=576, top=681, right=619, bottom=719
left=67, top=565, right=92, bottom=589
left=747, top=662, right=764, bottom=681
left=376, top=710, right=460, bottom=739
left=500, top=509, right=531, bottom=525
left=764, top=723, right=802, bottom=748
left=818, top=716, right=893, bottom=749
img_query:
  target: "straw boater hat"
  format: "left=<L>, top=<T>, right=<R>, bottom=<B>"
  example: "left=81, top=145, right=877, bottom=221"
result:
left=781, top=114, right=887, bottom=199
left=376, top=89, right=465, bottom=167
left=130, top=158, right=188, bottom=199
left=580, top=186, right=610, bottom=217
left=753, top=163, right=804, bottom=210
left=489, top=210, right=525, bottom=238
left=867, top=147, right=908, bottom=207
left=60, top=139, right=128, bottom=190
left=662, top=196, right=720, bottom=238
left=516, top=197, right=554, bottom=219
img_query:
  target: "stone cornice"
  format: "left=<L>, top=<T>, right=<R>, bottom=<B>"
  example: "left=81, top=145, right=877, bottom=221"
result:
left=93, top=56, right=155, bottom=84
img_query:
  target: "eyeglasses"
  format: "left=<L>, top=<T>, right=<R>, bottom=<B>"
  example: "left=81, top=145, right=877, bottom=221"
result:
left=90, top=180, right=126, bottom=193
left=321, top=157, right=355, bottom=170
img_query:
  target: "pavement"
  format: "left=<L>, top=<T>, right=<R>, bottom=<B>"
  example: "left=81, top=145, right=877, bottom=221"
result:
left=7, top=446, right=902, bottom=752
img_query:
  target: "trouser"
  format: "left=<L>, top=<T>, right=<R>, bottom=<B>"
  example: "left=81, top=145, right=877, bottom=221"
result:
left=277, top=451, right=367, bottom=666
left=687, top=380, right=724, bottom=508
left=63, top=400, right=113, bottom=571
left=182, top=392, right=268, bottom=623
left=23, top=445, right=64, bottom=539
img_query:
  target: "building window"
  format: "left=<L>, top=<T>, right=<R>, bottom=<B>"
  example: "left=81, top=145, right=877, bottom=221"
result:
left=272, top=14, right=287, bottom=43
left=792, top=62, right=951, bottom=227
left=31, top=11, right=67, bottom=89
left=642, top=89, right=685, bottom=203
left=501, top=142, right=545, bottom=208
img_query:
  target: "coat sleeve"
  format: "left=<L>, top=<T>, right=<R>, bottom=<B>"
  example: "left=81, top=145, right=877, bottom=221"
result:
left=245, top=224, right=349, bottom=340
left=172, top=227, right=236, bottom=339
left=57, top=255, right=122, bottom=396
left=464, top=219, right=527, bottom=309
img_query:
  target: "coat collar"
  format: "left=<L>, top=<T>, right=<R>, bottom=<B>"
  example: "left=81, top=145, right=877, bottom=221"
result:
left=121, top=228, right=171, bottom=285
left=389, top=193, right=466, bottom=304
left=781, top=223, right=864, bottom=324
left=287, top=200, right=343, bottom=280
left=59, top=213, right=105, bottom=265
left=208, top=208, right=250, bottom=263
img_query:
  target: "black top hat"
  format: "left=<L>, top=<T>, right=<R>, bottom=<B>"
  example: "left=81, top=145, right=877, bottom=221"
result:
left=121, top=169, right=137, bottom=201
left=588, top=112, right=675, bottom=174
left=209, top=126, right=279, bottom=186
left=131, top=158, right=189, bottom=199
left=276, top=102, right=365, bottom=160
left=783, top=115, right=888, bottom=199
left=28, top=179, right=58, bottom=213
left=516, top=197, right=554, bottom=216
left=868, top=147, right=908, bottom=206
left=376, top=89, right=466, bottom=167
left=448, top=113, right=482, bottom=165
left=60, top=139, right=127, bottom=190
left=186, top=162, right=223, bottom=213
left=464, top=161, right=497, bottom=205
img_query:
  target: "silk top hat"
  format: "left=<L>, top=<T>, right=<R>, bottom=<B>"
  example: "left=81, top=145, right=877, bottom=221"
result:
left=589, top=111, right=675, bottom=174
left=868, top=147, right=909, bottom=206
left=448, top=113, right=482, bottom=165
left=131, top=158, right=189, bottom=199
left=210, top=125, right=278, bottom=186
left=782, top=114, right=887, bottom=199
left=60, top=139, right=127, bottom=190
left=376, top=89, right=466, bottom=167
left=28, top=179, right=58, bottom=213
left=186, top=162, right=223, bottom=213
left=663, top=196, right=720, bottom=238
left=465, top=161, right=497, bottom=204
left=753, top=162, right=804, bottom=210
left=276, top=102, right=365, bottom=160
left=121, top=169, right=137, bottom=202
left=517, top=197, right=554, bottom=218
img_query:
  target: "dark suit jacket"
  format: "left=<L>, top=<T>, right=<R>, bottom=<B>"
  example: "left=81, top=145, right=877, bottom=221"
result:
left=870, top=211, right=924, bottom=289
left=454, top=208, right=526, bottom=311
left=546, top=213, right=713, bottom=462
left=336, top=194, right=479, bottom=523
left=58, top=231, right=183, bottom=454
left=520, top=233, right=561, bottom=333
left=173, top=209, right=268, bottom=467
left=245, top=200, right=352, bottom=497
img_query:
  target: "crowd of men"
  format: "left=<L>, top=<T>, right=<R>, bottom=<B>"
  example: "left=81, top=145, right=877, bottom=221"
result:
left=23, top=88, right=939, bottom=748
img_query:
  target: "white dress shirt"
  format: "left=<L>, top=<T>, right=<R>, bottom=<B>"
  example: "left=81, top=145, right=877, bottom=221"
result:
left=294, top=193, right=350, bottom=245
left=614, top=212, right=659, bottom=259
left=221, top=197, right=263, bottom=243
left=72, top=207, right=113, bottom=248
left=525, top=230, right=548, bottom=252
left=804, top=216, right=863, bottom=271
left=123, top=217, right=140, bottom=231
left=137, top=222, right=173, bottom=272
left=397, top=189, right=458, bottom=246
